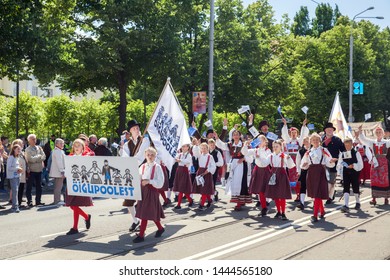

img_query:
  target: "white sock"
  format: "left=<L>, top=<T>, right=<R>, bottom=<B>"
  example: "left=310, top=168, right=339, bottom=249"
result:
left=300, top=193, right=306, bottom=204
left=128, top=206, right=138, bottom=223
left=266, top=198, right=272, bottom=203
left=328, top=184, right=335, bottom=199
left=167, top=190, right=172, bottom=199
left=344, top=193, right=349, bottom=206
left=190, top=194, right=194, bottom=198
left=354, top=193, right=360, bottom=204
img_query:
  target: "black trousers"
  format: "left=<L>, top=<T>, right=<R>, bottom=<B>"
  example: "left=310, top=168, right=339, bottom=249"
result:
left=343, top=169, right=360, bottom=194
left=26, top=172, right=43, bottom=204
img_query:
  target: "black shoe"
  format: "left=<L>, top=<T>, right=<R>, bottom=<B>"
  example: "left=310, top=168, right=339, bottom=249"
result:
left=266, top=201, right=270, bottom=207
left=325, top=198, right=333, bottom=205
left=255, top=201, right=261, bottom=207
left=174, top=205, right=181, bottom=209
left=133, top=235, right=144, bottom=243
left=370, top=199, right=377, bottom=206
left=85, top=214, right=91, bottom=229
left=36, top=202, right=45, bottom=206
left=196, top=205, right=205, bottom=211
left=174, top=195, right=178, bottom=202
left=310, top=216, right=318, bottom=223
left=294, top=197, right=300, bottom=202
left=260, top=207, right=268, bottom=217
left=319, top=214, right=326, bottom=220
left=27, top=202, right=34, bottom=208
left=162, top=199, right=171, bottom=207
left=297, top=202, right=304, bottom=210
left=155, top=228, right=165, bottom=238
left=340, top=206, right=349, bottom=213
left=206, top=199, right=212, bottom=208
left=188, top=200, right=194, bottom=207
left=214, top=192, right=219, bottom=202
left=129, top=221, right=140, bottom=232
left=274, top=212, right=282, bottom=219
left=66, top=228, right=79, bottom=235
left=281, top=213, right=288, bottom=220
left=0, top=205, right=5, bottom=209
left=354, top=203, right=361, bottom=210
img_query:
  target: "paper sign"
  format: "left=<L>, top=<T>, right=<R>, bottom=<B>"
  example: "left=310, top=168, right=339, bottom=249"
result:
left=242, top=105, right=250, bottom=112
left=238, top=107, right=247, bottom=114
left=204, top=120, right=212, bottom=127
left=196, top=175, right=205, bottom=186
left=241, top=121, right=247, bottom=127
left=301, top=106, right=309, bottom=115
left=286, top=144, right=299, bottom=151
left=308, top=124, right=315, bottom=130
left=343, top=151, right=352, bottom=159
left=188, top=126, right=197, bottom=136
left=364, top=113, right=371, bottom=121
left=266, top=132, right=278, bottom=141
left=250, top=138, right=262, bottom=148
left=249, top=126, right=260, bottom=138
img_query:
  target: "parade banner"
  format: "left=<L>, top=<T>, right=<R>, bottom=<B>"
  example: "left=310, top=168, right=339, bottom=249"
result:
left=64, top=156, right=141, bottom=200
left=329, top=92, right=353, bottom=140
left=192, top=91, right=207, bottom=114
left=147, top=80, right=191, bottom=171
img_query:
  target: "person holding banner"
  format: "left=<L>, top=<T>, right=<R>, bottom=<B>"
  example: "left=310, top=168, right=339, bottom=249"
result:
left=133, top=147, right=165, bottom=243
left=358, top=126, right=390, bottom=206
left=172, top=144, right=193, bottom=209
left=121, top=119, right=150, bottom=232
left=192, top=142, right=216, bottom=211
left=216, top=130, right=252, bottom=211
left=242, top=135, right=272, bottom=216
left=65, top=139, right=92, bottom=235
left=300, top=133, right=337, bottom=223
left=281, top=117, right=309, bottom=202
left=260, top=140, right=295, bottom=220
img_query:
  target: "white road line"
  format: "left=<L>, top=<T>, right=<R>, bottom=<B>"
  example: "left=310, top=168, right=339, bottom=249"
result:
left=40, top=228, right=86, bottom=238
left=183, top=196, right=372, bottom=260
left=0, top=240, right=27, bottom=248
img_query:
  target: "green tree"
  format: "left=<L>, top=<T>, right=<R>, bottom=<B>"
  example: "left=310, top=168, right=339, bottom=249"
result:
left=44, top=95, right=77, bottom=137
left=291, top=6, right=311, bottom=36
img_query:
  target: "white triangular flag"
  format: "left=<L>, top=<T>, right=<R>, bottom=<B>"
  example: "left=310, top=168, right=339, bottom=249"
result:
left=204, top=120, right=212, bottom=127
left=301, top=106, right=309, bottom=115
left=329, top=92, right=353, bottom=141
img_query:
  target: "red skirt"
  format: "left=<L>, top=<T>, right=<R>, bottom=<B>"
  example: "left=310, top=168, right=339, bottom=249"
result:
left=359, top=157, right=371, bottom=182
left=288, top=155, right=299, bottom=182
left=265, top=167, right=292, bottom=199
left=249, top=166, right=270, bottom=194
left=173, top=166, right=192, bottom=194
left=161, top=165, right=169, bottom=191
left=306, top=164, right=328, bottom=199
left=192, top=167, right=214, bottom=195
left=65, top=189, right=93, bottom=207
left=370, top=156, right=389, bottom=188
left=136, top=184, right=165, bottom=221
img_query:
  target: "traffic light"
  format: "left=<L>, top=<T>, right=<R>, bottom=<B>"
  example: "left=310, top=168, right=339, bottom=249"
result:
left=353, top=82, right=364, bottom=94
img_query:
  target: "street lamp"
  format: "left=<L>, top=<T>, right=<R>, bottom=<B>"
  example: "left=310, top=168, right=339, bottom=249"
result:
left=348, top=7, right=383, bottom=123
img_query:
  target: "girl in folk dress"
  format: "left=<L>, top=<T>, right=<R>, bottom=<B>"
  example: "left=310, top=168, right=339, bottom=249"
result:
left=173, top=144, right=194, bottom=209
left=133, top=147, right=165, bottom=243
left=65, top=139, right=93, bottom=235
left=300, top=133, right=337, bottom=222
left=260, top=140, right=295, bottom=220
left=192, top=142, right=216, bottom=211
left=358, top=126, right=390, bottom=205
left=242, top=135, right=272, bottom=216
left=354, top=137, right=372, bottom=185
left=216, top=130, right=252, bottom=211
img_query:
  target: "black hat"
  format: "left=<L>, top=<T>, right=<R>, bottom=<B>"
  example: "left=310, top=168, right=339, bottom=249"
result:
left=323, top=122, right=336, bottom=131
left=258, top=120, right=269, bottom=129
left=127, top=120, right=140, bottom=131
left=206, top=129, right=214, bottom=136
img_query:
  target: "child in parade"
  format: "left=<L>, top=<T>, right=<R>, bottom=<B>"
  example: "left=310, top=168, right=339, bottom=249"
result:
left=208, top=139, right=224, bottom=201
left=295, top=136, right=310, bottom=210
left=241, top=135, right=272, bottom=216
left=260, top=140, right=295, bottom=220
left=173, top=143, right=194, bottom=209
left=66, top=139, right=93, bottom=235
left=354, top=138, right=372, bottom=186
left=192, top=142, right=216, bottom=211
left=337, top=138, right=363, bottom=212
left=300, top=133, right=337, bottom=222
left=133, top=147, right=165, bottom=243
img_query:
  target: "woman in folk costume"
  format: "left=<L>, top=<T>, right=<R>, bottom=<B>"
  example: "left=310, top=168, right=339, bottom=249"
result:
left=133, top=147, right=165, bottom=243
left=65, top=139, right=93, bottom=235
left=281, top=118, right=309, bottom=202
left=353, top=134, right=372, bottom=186
left=173, top=143, right=194, bottom=209
left=192, top=142, right=216, bottom=211
left=295, top=136, right=311, bottom=210
left=216, top=130, right=252, bottom=211
left=300, top=133, right=337, bottom=223
left=358, top=125, right=390, bottom=206
left=241, top=135, right=272, bottom=216
left=260, top=140, right=295, bottom=220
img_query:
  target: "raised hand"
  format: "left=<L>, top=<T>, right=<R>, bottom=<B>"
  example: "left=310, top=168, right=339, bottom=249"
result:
left=282, top=117, right=287, bottom=125
left=303, top=118, right=308, bottom=126
left=223, top=118, right=228, bottom=127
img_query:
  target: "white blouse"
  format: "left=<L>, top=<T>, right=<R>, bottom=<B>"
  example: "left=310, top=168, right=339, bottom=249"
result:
left=175, top=152, right=193, bottom=167
left=241, top=145, right=272, bottom=167
left=139, top=162, right=164, bottom=189
left=209, top=149, right=224, bottom=167
left=281, top=124, right=309, bottom=147
left=300, top=147, right=335, bottom=170
left=192, top=145, right=216, bottom=174
left=260, top=152, right=296, bottom=169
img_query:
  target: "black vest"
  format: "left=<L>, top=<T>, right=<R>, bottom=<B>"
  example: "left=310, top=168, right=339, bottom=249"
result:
left=342, top=149, right=358, bottom=166
left=298, top=146, right=307, bottom=158
left=209, top=149, right=219, bottom=163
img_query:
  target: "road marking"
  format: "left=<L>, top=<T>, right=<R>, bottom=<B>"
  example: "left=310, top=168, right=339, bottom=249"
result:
left=183, top=196, right=372, bottom=260
left=0, top=240, right=27, bottom=248
left=40, top=228, right=86, bottom=238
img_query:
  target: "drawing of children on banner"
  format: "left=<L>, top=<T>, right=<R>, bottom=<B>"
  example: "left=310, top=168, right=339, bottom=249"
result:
left=123, top=169, right=133, bottom=186
left=71, top=165, right=81, bottom=182
left=80, top=165, right=89, bottom=183
left=112, top=169, right=123, bottom=185
left=88, top=161, right=102, bottom=184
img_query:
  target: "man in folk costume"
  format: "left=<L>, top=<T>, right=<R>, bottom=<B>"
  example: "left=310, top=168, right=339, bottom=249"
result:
left=247, top=114, right=274, bottom=150
left=216, top=129, right=252, bottom=211
left=133, top=147, right=165, bottom=243
left=337, top=138, right=363, bottom=212
left=321, top=122, right=346, bottom=204
left=281, top=117, right=309, bottom=202
left=121, top=120, right=150, bottom=232
left=358, top=125, right=390, bottom=205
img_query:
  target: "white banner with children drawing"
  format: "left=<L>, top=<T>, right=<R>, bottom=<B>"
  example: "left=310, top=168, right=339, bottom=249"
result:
left=64, top=156, right=142, bottom=200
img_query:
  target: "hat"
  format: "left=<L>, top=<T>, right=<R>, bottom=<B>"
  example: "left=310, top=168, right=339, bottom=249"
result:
left=323, top=122, right=336, bottom=131
left=127, top=120, right=140, bottom=131
left=206, top=129, right=214, bottom=136
left=258, top=120, right=269, bottom=129
left=289, top=127, right=299, bottom=132
left=78, top=134, right=88, bottom=141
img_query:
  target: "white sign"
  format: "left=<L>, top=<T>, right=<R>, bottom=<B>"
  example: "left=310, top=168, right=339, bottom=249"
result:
left=364, top=113, right=371, bottom=121
left=301, top=106, right=309, bottom=114
left=237, top=107, right=247, bottom=114
left=65, top=156, right=141, bottom=200
left=204, top=119, right=212, bottom=127
left=266, top=132, right=278, bottom=141
left=249, top=126, right=260, bottom=138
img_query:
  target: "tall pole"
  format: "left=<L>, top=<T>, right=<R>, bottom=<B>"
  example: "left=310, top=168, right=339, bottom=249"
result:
left=208, top=0, right=215, bottom=126
left=348, top=30, right=354, bottom=123
left=16, top=70, right=19, bottom=137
